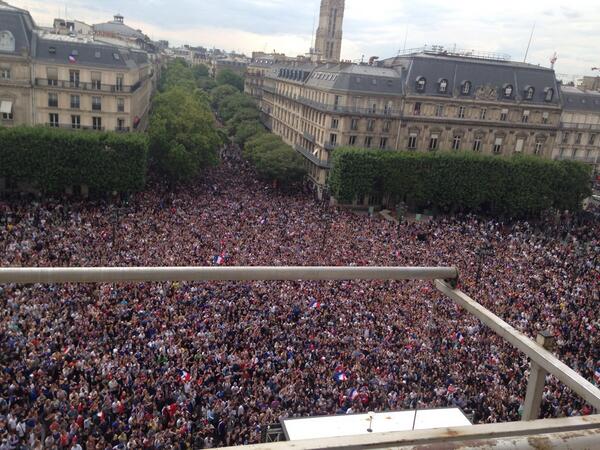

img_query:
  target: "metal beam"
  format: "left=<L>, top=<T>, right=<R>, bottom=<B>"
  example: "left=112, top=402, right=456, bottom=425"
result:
left=221, top=415, right=600, bottom=449
left=0, top=266, right=458, bottom=284
left=435, top=280, right=600, bottom=410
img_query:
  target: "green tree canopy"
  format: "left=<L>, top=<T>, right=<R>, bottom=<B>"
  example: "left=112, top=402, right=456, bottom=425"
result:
left=215, top=69, right=244, bottom=91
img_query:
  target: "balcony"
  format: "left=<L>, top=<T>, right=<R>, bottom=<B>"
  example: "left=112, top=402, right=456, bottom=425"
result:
left=303, top=131, right=316, bottom=143
left=561, top=122, right=600, bottom=132
left=297, top=96, right=402, bottom=118
left=324, top=141, right=338, bottom=151
left=36, top=78, right=140, bottom=93
left=294, top=144, right=332, bottom=169
left=45, top=123, right=105, bottom=131
left=554, top=155, right=598, bottom=164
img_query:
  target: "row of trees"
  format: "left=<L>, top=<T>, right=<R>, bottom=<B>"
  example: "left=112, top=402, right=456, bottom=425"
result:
left=0, top=126, right=148, bottom=193
left=329, top=148, right=592, bottom=217
left=149, top=59, right=224, bottom=184
left=209, top=74, right=306, bottom=188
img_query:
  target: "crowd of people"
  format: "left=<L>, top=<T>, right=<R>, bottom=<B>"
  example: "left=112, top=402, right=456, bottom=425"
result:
left=1, top=145, right=598, bottom=449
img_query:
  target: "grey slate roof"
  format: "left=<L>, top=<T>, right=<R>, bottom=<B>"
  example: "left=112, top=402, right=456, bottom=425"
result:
left=33, top=33, right=148, bottom=69
left=396, top=54, right=560, bottom=105
left=93, top=21, right=145, bottom=40
left=560, top=86, right=600, bottom=112
left=0, top=1, right=34, bottom=56
left=306, top=63, right=404, bottom=95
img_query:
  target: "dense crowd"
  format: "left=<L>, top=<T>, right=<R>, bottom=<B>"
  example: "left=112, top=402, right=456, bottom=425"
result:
left=1, top=146, right=599, bottom=449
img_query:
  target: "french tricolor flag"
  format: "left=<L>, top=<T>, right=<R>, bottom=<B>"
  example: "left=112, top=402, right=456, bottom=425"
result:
left=309, top=298, right=321, bottom=309
left=68, top=55, right=77, bottom=64
left=594, top=368, right=600, bottom=384
left=180, top=370, right=192, bottom=383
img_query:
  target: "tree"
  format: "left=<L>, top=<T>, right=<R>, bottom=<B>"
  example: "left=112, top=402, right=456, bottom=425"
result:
left=234, top=121, right=265, bottom=146
left=216, top=69, right=244, bottom=91
left=193, top=64, right=210, bottom=79
left=210, top=85, right=239, bottom=110
left=149, top=86, right=222, bottom=184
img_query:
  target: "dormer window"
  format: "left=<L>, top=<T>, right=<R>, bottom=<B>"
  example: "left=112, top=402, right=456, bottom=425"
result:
left=503, top=85, right=513, bottom=98
left=461, top=81, right=471, bottom=95
left=49, top=46, right=56, bottom=54
left=525, top=86, right=535, bottom=100
left=416, top=76, right=426, bottom=92
left=544, top=88, right=554, bottom=102
left=439, top=79, right=448, bottom=93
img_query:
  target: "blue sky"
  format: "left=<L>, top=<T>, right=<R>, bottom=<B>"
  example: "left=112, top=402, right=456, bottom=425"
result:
left=13, top=0, right=600, bottom=80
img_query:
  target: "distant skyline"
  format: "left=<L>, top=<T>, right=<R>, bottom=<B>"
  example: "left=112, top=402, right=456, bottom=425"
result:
left=11, top=0, right=600, bottom=81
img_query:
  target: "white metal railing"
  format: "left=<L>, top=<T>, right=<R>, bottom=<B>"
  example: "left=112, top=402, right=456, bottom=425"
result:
left=1, top=265, right=599, bottom=449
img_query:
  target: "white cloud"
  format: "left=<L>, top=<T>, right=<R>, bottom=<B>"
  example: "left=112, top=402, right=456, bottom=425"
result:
left=9, top=0, right=600, bottom=77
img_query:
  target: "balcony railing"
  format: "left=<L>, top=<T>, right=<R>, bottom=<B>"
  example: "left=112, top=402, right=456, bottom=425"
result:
left=294, top=144, right=332, bottom=169
left=554, top=155, right=599, bottom=164
left=36, top=78, right=140, bottom=93
left=46, top=123, right=105, bottom=131
left=303, top=131, right=316, bottom=143
left=561, top=122, right=600, bottom=132
left=297, top=96, right=401, bottom=118
left=324, top=141, right=338, bottom=151
left=115, top=127, right=131, bottom=133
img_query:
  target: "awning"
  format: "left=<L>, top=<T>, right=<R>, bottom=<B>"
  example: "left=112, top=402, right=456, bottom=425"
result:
left=0, top=101, right=13, bottom=114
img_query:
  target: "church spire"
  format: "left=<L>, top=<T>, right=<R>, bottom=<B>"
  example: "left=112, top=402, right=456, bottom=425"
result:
left=313, top=0, right=345, bottom=62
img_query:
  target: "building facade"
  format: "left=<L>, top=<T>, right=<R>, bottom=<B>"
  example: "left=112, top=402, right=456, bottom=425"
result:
left=250, top=49, right=563, bottom=196
left=554, top=86, right=600, bottom=175
left=313, top=0, right=345, bottom=63
left=0, top=1, right=156, bottom=132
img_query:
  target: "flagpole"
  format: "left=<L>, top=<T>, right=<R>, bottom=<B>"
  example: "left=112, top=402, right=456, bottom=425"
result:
left=523, top=22, right=536, bottom=63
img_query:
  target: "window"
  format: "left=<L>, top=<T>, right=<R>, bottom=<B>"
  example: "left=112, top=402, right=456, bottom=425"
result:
left=542, top=112, right=549, bottom=124
left=383, top=121, right=391, bottom=133
left=515, top=138, right=524, bottom=153
left=116, top=74, right=124, bottom=92
left=92, top=96, right=102, bottom=111
left=473, top=137, right=482, bottom=152
left=71, top=115, right=80, bottom=129
left=49, top=46, right=56, bottom=54
left=452, top=135, right=461, bottom=150
left=113, top=52, right=120, bottom=60
left=367, top=119, right=375, bottom=132
left=457, top=106, right=465, bottom=119
left=435, top=105, right=444, bottom=117
left=480, top=108, right=487, bottom=120
left=364, top=136, right=373, bottom=148
left=503, top=85, right=513, bottom=98
left=562, top=132, right=570, bottom=144
left=70, top=95, right=80, bottom=109
left=349, top=135, right=357, bottom=146
left=333, top=95, right=340, bottom=111
left=535, top=140, right=544, bottom=155
left=462, top=81, right=471, bottom=95
left=500, top=109, right=508, bottom=121
left=69, top=70, right=80, bottom=88
left=329, top=133, right=337, bottom=145
left=47, top=67, right=58, bottom=86
left=48, top=93, right=58, bottom=108
left=117, top=118, right=125, bottom=131
left=379, top=137, right=388, bottom=149
left=414, top=102, right=421, bottom=116
left=117, top=98, right=125, bottom=113
left=575, top=133, right=582, bottom=144
left=544, top=88, right=554, bottom=102
left=94, top=51, right=101, bottom=58
left=439, top=79, right=448, bottom=93
left=493, top=137, right=503, bottom=154
left=590, top=134, right=597, bottom=146
left=408, top=133, right=418, bottom=149
left=91, top=72, right=102, bottom=90
left=49, top=113, right=59, bottom=127
left=525, top=87, right=535, bottom=100
left=522, top=110, right=530, bottom=123
left=384, top=101, right=393, bottom=115
left=92, top=116, right=102, bottom=130
left=331, top=118, right=339, bottom=129
left=369, top=103, right=377, bottom=114
left=429, top=133, right=439, bottom=151
left=350, top=118, right=358, bottom=130
left=0, top=68, right=9, bottom=79
left=416, top=77, right=426, bottom=92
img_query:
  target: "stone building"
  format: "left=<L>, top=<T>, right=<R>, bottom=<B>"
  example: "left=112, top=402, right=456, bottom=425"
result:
left=251, top=48, right=563, bottom=196
left=554, top=86, right=600, bottom=175
left=0, top=1, right=156, bottom=131
left=313, top=0, right=345, bottom=62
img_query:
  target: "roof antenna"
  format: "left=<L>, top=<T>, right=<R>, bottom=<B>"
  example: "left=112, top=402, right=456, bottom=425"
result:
left=523, top=22, right=536, bottom=63
left=402, top=24, right=409, bottom=54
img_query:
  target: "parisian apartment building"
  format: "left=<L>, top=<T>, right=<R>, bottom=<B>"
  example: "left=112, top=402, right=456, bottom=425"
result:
left=0, top=1, right=163, bottom=132
left=244, top=0, right=600, bottom=197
